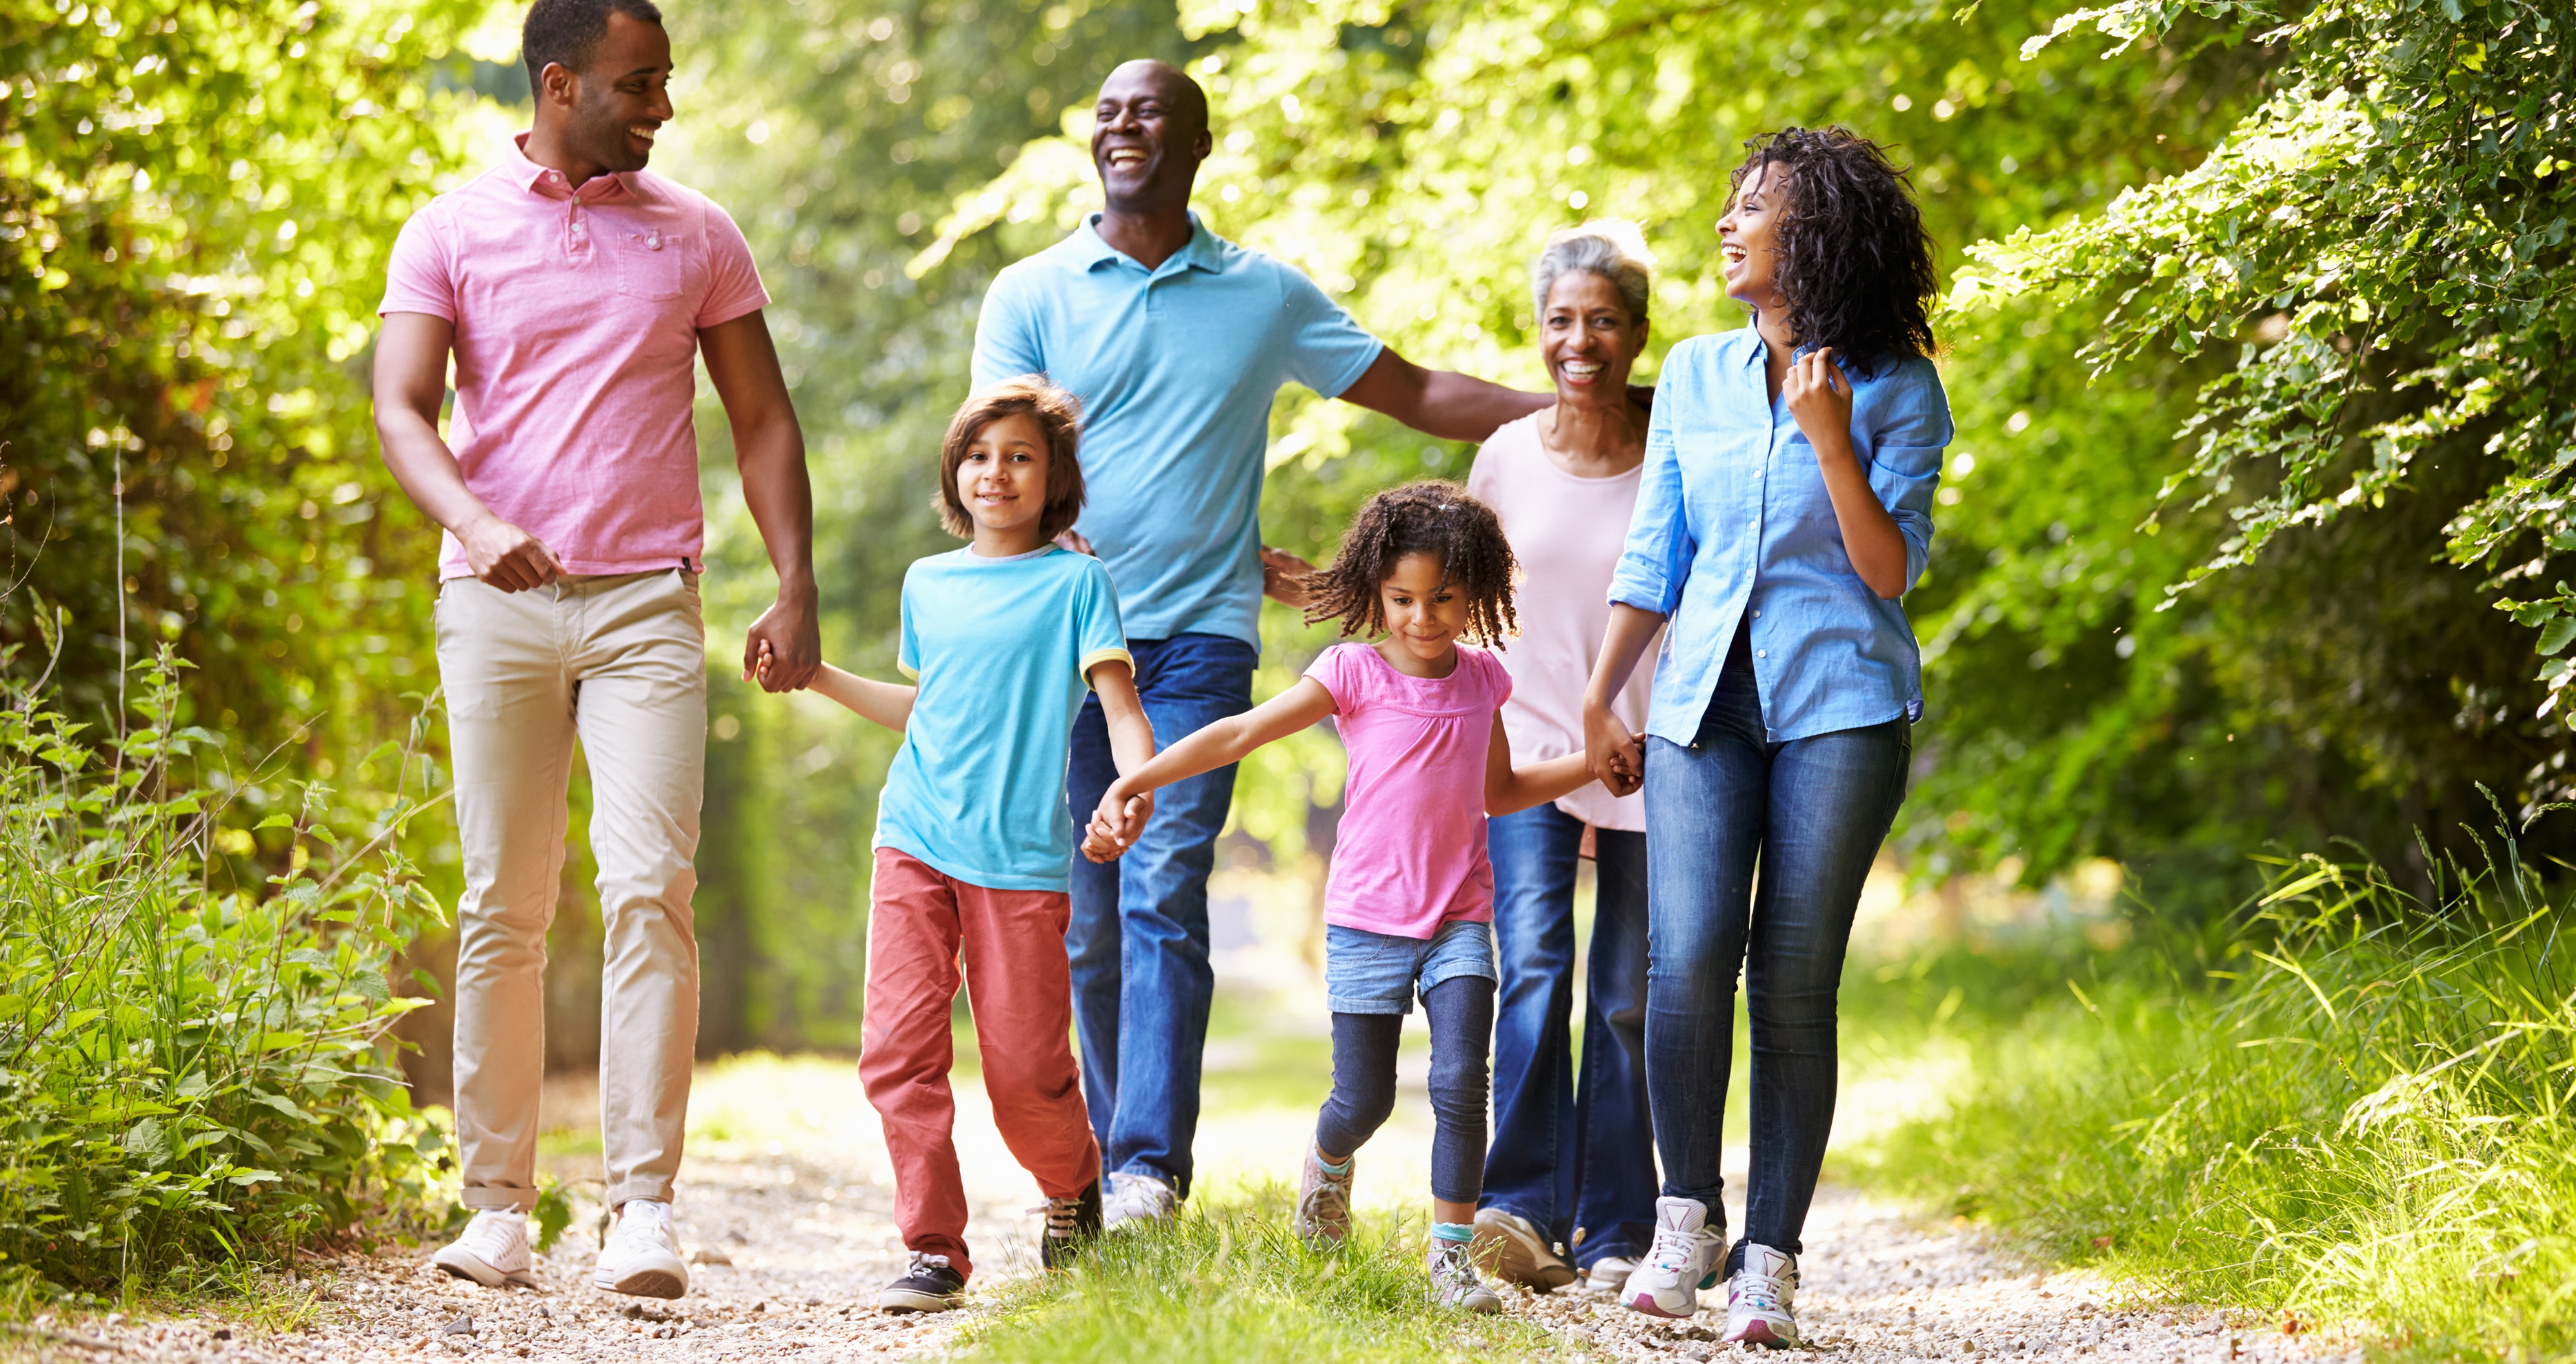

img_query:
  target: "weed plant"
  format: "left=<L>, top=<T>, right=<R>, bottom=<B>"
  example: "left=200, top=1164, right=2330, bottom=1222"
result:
left=1850, top=816, right=2576, bottom=1358
left=961, top=1184, right=1573, bottom=1363
left=0, top=645, right=452, bottom=1305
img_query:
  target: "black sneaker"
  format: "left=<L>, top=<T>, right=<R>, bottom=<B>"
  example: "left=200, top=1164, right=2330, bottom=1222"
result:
left=877, top=1252, right=966, bottom=1314
left=1042, top=1179, right=1103, bottom=1269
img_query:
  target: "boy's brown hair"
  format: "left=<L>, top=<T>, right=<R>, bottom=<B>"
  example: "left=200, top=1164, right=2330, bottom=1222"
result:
left=936, top=375, right=1087, bottom=541
left=1300, top=480, right=1519, bottom=647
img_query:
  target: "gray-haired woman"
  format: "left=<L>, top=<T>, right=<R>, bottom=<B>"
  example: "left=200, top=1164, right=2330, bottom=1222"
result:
left=1464, top=221, right=1660, bottom=1296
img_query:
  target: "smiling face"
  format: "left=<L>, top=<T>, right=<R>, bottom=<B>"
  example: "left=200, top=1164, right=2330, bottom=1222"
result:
left=1716, top=159, right=1787, bottom=310
left=954, top=412, right=1054, bottom=546
left=1374, top=550, right=1470, bottom=671
left=1090, top=60, right=1210, bottom=217
left=1539, top=271, right=1648, bottom=408
left=543, top=10, right=672, bottom=175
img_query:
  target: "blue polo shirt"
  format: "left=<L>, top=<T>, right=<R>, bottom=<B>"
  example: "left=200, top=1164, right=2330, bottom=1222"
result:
left=972, top=213, right=1386, bottom=646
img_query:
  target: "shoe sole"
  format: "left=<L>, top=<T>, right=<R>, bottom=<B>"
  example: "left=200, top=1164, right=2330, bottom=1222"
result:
left=1624, top=1287, right=1700, bottom=1319
left=1470, top=1217, right=1577, bottom=1292
left=593, top=1266, right=687, bottom=1299
left=1724, top=1318, right=1799, bottom=1347
left=877, top=1290, right=963, bottom=1314
left=432, top=1252, right=536, bottom=1290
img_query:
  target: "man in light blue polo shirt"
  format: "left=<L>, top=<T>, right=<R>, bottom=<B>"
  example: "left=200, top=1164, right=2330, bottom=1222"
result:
left=972, top=59, right=1550, bottom=1227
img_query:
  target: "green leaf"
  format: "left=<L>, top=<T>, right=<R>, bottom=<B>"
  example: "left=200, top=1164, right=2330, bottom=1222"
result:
left=2542, top=616, right=2576, bottom=657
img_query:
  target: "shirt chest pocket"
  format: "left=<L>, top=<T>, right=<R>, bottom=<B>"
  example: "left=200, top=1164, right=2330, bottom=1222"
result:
left=615, top=229, right=691, bottom=301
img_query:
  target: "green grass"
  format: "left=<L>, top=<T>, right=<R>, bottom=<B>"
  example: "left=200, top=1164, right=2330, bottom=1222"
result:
left=956, top=1184, right=1575, bottom=1364
left=1839, top=827, right=2576, bottom=1361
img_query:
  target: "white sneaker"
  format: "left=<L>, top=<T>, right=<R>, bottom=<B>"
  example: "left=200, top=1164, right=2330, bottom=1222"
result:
left=1582, top=1254, right=1639, bottom=1296
left=1101, top=1170, right=1177, bottom=1231
left=432, top=1209, right=539, bottom=1289
left=1623, top=1196, right=1722, bottom=1319
left=1470, top=1207, right=1575, bottom=1292
left=1721, top=1242, right=1801, bottom=1346
left=591, top=1198, right=688, bottom=1299
left=1427, top=1239, right=1504, bottom=1314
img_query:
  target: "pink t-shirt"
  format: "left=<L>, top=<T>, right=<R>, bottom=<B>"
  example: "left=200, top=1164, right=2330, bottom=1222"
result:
left=1466, top=414, right=1656, bottom=832
left=378, top=135, right=772, bottom=579
left=1306, top=641, right=1512, bottom=939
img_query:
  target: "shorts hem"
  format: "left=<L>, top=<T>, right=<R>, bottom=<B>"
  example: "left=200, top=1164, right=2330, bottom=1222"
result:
left=1324, top=994, right=1412, bottom=1016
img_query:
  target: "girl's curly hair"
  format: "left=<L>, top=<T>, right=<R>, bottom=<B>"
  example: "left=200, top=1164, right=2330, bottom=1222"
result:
left=1301, top=481, right=1518, bottom=646
left=1732, top=126, right=1937, bottom=378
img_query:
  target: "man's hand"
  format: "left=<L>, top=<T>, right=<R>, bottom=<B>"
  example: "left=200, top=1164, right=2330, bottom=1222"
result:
left=743, top=586, right=820, bottom=692
left=1055, top=528, right=1097, bottom=556
left=457, top=512, right=565, bottom=593
left=1261, top=545, right=1316, bottom=608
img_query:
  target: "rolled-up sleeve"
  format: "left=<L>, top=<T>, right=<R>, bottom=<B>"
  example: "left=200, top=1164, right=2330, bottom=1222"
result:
left=1608, top=370, right=1693, bottom=616
left=1867, top=361, right=1951, bottom=594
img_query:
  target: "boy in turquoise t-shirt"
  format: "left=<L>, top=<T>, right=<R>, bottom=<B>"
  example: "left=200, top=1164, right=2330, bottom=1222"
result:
left=761, top=377, right=1155, bottom=1313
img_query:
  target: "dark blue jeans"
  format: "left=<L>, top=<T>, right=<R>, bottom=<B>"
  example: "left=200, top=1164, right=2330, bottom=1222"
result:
left=1065, top=633, right=1257, bottom=1196
left=1642, top=639, right=1910, bottom=1258
left=1480, top=802, right=1656, bottom=1268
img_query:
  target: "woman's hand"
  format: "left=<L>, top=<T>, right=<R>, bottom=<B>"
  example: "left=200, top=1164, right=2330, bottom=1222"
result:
left=1783, top=346, right=1855, bottom=456
left=1584, top=696, right=1644, bottom=799
left=1084, top=783, right=1153, bottom=861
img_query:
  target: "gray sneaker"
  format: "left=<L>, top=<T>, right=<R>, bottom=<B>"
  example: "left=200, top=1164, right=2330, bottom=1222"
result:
left=1428, top=1239, right=1504, bottom=1314
left=1293, top=1145, right=1354, bottom=1246
left=1101, top=1170, right=1177, bottom=1231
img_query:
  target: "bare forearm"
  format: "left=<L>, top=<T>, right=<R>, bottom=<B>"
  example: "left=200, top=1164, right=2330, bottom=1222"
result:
left=808, top=663, right=913, bottom=731
left=1487, top=752, right=1595, bottom=816
left=1813, top=436, right=1908, bottom=599
left=1409, top=370, right=1551, bottom=443
left=377, top=410, right=495, bottom=536
left=737, top=417, right=817, bottom=594
left=1111, top=716, right=1258, bottom=797
left=1584, top=604, right=1666, bottom=709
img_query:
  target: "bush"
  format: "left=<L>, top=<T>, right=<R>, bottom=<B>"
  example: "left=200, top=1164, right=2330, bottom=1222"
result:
left=0, top=645, right=450, bottom=1298
left=1852, top=816, right=2576, bottom=1358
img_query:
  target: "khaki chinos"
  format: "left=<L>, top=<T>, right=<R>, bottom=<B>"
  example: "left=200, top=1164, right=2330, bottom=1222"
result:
left=435, top=568, right=707, bottom=1212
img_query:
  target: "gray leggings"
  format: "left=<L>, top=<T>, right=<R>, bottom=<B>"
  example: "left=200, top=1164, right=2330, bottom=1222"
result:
left=1312, top=977, right=1495, bottom=1205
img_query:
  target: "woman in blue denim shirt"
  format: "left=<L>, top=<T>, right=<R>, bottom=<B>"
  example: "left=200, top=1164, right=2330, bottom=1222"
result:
left=1580, top=128, right=1951, bottom=1343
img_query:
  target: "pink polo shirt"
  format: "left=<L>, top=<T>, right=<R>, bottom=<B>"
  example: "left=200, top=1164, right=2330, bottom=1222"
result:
left=379, top=135, right=770, bottom=579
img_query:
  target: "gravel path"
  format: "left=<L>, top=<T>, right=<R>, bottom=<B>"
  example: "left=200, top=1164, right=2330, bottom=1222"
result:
left=20, top=1052, right=2361, bottom=1364
left=23, top=1165, right=2357, bottom=1364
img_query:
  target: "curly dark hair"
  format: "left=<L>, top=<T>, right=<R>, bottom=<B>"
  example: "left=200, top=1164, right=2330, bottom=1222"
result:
left=1301, top=481, right=1518, bottom=647
left=1731, top=126, right=1937, bottom=378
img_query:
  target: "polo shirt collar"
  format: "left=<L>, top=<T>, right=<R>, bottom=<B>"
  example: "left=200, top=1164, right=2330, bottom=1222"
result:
left=1075, top=210, right=1224, bottom=275
left=508, top=132, right=631, bottom=202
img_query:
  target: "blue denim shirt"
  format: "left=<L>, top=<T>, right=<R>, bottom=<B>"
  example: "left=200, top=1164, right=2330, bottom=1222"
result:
left=1609, top=328, right=1951, bottom=745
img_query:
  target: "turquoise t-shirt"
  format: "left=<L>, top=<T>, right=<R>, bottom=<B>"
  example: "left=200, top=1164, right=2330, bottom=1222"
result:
left=971, top=212, right=1386, bottom=647
left=873, top=546, right=1133, bottom=892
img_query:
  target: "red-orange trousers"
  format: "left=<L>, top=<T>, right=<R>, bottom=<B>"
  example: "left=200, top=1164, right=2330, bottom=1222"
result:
left=859, top=848, right=1099, bottom=1281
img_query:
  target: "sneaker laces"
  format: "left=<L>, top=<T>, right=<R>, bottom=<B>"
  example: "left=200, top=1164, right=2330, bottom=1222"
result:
left=1735, top=1270, right=1787, bottom=1312
left=460, top=1211, right=524, bottom=1258
left=908, top=1251, right=953, bottom=1277
left=1044, top=1193, right=1084, bottom=1238
left=1644, top=1221, right=1704, bottom=1274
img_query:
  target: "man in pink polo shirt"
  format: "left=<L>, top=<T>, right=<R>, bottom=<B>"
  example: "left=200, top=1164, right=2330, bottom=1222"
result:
left=371, top=0, right=819, bottom=1301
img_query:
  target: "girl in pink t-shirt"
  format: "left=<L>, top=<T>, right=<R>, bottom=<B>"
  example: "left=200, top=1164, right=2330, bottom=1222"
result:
left=1086, top=481, right=1597, bottom=1313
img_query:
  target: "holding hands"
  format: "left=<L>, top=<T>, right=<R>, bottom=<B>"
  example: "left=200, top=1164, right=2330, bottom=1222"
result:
left=1083, top=784, right=1155, bottom=863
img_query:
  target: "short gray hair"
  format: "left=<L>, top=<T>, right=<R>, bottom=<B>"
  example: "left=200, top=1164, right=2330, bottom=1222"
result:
left=1532, top=219, right=1655, bottom=325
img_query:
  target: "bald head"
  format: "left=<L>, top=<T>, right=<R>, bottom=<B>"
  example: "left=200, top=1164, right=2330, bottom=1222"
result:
left=1091, top=58, right=1213, bottom=225
left=1101, top=59, right=1208, bottom=137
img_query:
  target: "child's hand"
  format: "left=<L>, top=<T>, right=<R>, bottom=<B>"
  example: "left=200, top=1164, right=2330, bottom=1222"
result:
left=746, top=639, right=775, bottom=685
left=1086, top=787, right=1154, bottom=859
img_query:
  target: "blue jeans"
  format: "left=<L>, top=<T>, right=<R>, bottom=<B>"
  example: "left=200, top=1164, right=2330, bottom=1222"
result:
left=1480, top=803, right=1656, bottom=1269
left=1065, top=633, right=1257, bottom=1196
left=1643, top=635, right=1910, bottom=1258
